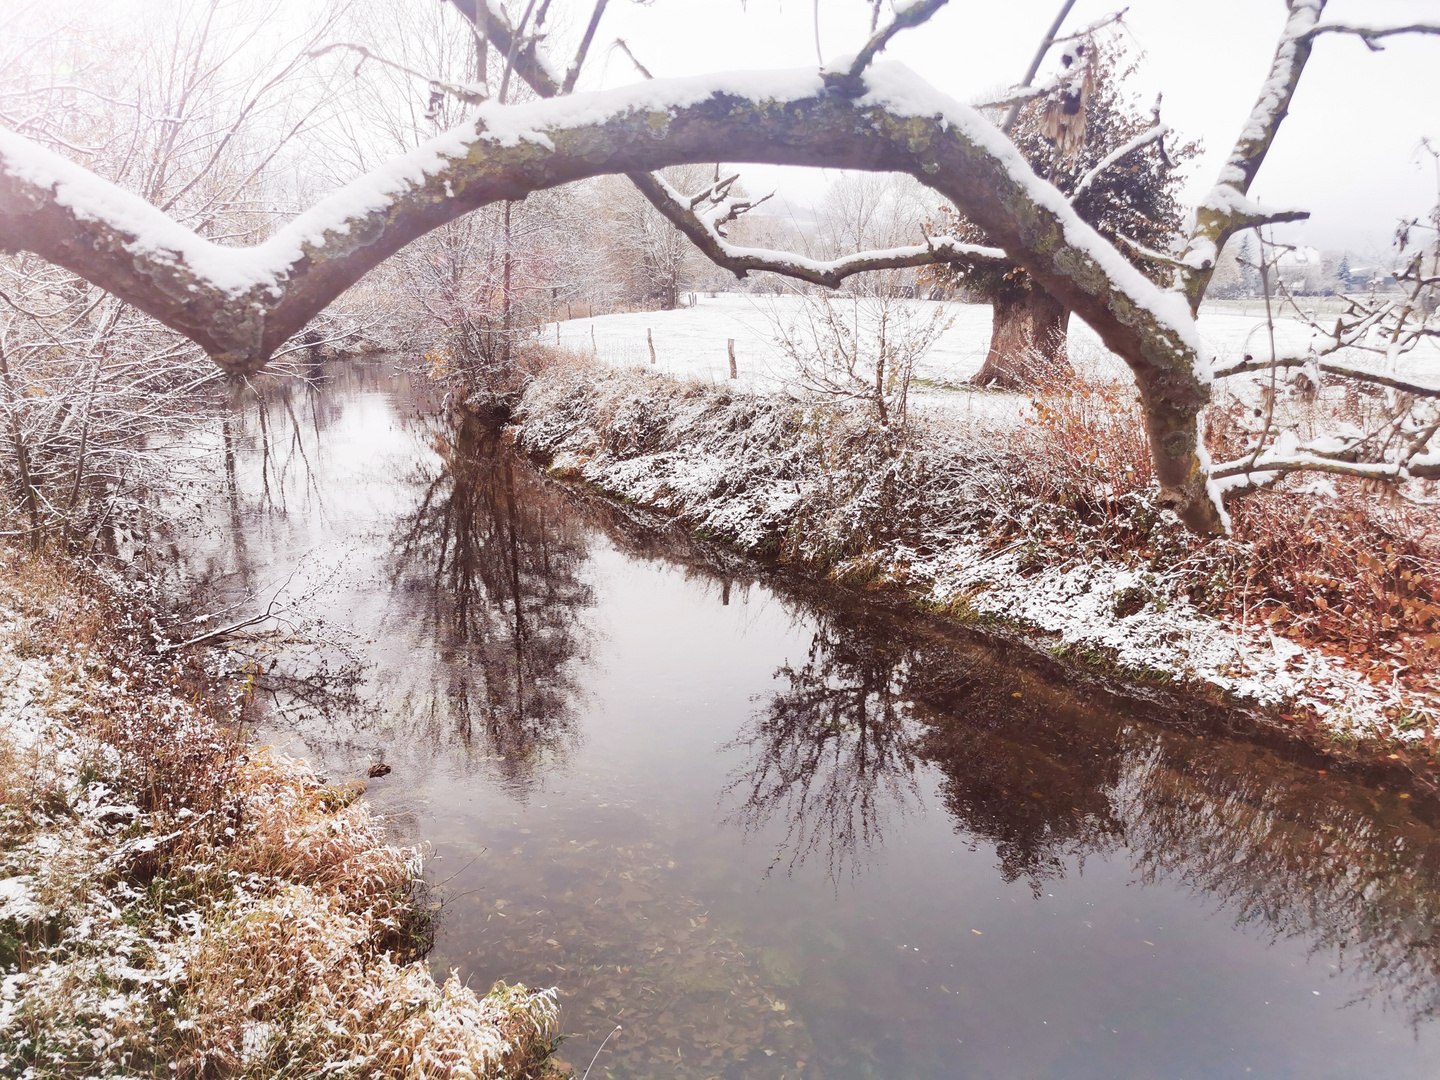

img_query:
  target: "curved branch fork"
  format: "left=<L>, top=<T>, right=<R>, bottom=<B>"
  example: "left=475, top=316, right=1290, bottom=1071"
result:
left=0, top=65, right=1221, bottom=531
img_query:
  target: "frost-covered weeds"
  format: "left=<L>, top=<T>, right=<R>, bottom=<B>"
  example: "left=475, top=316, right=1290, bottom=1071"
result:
left=514, top=354, right=1440, bottom=753
left=0, top=551, right=560, bottom=1078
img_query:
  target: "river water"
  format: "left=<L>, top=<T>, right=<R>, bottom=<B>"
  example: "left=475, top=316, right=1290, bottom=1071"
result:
left=173, top=360, right=1440, bottom=1079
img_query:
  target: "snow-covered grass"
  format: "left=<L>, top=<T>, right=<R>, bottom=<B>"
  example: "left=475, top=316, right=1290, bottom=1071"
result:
left=514, top=354, right=1440, bottom=757
left=0, top=550, right=560, bottom=1079
left=547, top=292, right=1440, bottom=405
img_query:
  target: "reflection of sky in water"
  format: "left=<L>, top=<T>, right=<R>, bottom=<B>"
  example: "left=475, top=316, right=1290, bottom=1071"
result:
left=173, top=360, right=1440, bottom=1080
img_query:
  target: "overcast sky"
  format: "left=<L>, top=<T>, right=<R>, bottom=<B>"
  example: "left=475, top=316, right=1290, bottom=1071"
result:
left=571, top=0, right=1439, bottom=257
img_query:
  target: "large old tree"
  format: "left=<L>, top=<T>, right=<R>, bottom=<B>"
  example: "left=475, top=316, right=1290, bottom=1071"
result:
left=932, top=37, right=1197, bottom=388
left=2, top=0, right=1438, bottom=535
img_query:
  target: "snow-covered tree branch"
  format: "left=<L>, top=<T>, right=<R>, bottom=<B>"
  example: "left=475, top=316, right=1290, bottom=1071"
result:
left=1, top=0, right=1438, bottom=534
left=629, top=170, right=1010, bottom=290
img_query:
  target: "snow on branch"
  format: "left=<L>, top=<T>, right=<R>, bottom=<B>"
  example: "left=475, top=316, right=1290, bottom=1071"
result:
left=1213, top=355, right=1440, bottom=399
left=0, top=51, right=1225, bottom=530
left=1112, top=232, right=1185, bottom=268
left=464, top=0, right=1009, bottom=298
left=1175, top=2, right=1322, bottom=312
left=1071, top=119, right=1169, bottom=201
left=633, top=171, right=1010, bottom=289
left=1211, top=441, right=1440, bottom=497
left=1175, top=2, right=1439, bottom=314
left=1304, top=19, right=1440, bottom=51
left=1207, top=227, right=1440, bottom=503
left=1214, top=249, right=1440, bottom=389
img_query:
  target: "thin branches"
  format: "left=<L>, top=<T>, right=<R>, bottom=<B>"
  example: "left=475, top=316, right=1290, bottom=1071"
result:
left=822, top=0, right=951, bottom=96
left=631, top=171, right=1008, bottom=290
left=561, top=0, right=609, bottom=94
left=1001, top=0, right=1078, bottom=134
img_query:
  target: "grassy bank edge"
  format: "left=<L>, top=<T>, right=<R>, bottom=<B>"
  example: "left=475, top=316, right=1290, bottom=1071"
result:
left=0, top=549, right=563, bottom=1078
left=507, top=357, right=1440, bottom=785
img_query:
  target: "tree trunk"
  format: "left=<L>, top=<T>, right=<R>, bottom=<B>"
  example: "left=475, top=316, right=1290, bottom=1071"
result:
left=971, top=285, right=1074, bottom=388
left=501, top=200, right=513, bottom=365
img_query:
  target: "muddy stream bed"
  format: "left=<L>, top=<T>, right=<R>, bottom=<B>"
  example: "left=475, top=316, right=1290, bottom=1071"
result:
left=168, top=360, right=1440, bottom=1079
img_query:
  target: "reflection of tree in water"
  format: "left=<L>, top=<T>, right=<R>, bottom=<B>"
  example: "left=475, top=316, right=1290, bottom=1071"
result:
left=724, top=618, right=923, bottom=880
left=1114, top=737, right=1440, bottom=1025
left=731, top=601, right=1440, bottom=1024
left=170, top=367, right=397, bottom=723
left=389, top=407, right=591, bottom=785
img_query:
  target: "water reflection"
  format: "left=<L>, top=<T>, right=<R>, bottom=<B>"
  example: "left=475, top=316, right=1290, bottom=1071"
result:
left=724, top=617, right=924, bottom=881
left=179, top=362, right=1440, bottom=1076
left=386, top=408, right=592, bottom=784
left=734, top=602, right=1440, bottom=1025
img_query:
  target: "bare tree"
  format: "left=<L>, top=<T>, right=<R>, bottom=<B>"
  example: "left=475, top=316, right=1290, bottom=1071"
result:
left=770, top=288, right=951, bottom=427
left=599, top=165, right=718, bottom=310
left=0, top=0, right=355, bottom=550
left=3, top=0, right=1439, bottom=534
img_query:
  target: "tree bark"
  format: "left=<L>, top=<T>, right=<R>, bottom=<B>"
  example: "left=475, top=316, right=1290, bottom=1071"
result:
left=0, top=74, right=1223, bottom=532
left=972, top=285, right=1073, bottom=388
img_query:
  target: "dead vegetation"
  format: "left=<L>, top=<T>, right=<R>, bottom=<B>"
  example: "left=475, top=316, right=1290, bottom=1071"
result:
left=1010, top=375, right=1440, bottom=706
left=513, top=350, right=1440, bottom=744
left=0, top=549, right=561, bottom=1078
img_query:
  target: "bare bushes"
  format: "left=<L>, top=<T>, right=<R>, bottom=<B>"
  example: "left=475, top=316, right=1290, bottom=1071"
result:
left=0, top=551, right=560, bottom=1078
left=393, top=193, right=594, bottom=404
left=975, top=376, right=1163, bottom=559
left=1009, top=375, right=1440, bottom=700
left=769, top=290, right=953, bottom=427
left=0, top=0, right=368, bottom=553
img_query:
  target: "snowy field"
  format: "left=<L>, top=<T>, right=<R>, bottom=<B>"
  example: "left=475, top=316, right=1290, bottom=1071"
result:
left=547, top=293, right=1440, bottom=420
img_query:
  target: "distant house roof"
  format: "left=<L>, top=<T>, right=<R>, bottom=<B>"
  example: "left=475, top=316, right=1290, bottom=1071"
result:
left=1276, top=246, right=1322, bottom=268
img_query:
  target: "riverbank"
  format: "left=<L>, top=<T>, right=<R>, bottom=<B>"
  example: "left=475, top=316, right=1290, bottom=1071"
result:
left=0, top=548, right=560, bottom=1078
left=511, top=353, right=1440, bottom=772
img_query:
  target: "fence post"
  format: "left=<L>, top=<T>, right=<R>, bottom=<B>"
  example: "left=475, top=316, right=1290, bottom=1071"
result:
left=591, top=325, right=597, bottom=355
left=727, top=338, right=737, bottom=380
left=647, top=328, right=657, bottom=365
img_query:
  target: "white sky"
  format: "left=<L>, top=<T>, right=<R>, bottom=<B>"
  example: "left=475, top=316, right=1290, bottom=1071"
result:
left=572, top=0, right=1440, bottom=256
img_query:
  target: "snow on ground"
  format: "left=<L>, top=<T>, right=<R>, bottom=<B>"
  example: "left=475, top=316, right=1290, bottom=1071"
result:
left=519, top=364, right=1440, bottom=749
left=549, top=293, right=1440, bottom=417
left=553, top=293, right=1000, bottom=394
left=914, top=543, right=1420, bottom=742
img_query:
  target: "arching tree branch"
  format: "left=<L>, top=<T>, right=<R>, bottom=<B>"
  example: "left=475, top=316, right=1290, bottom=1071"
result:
left=0, top=65, right=1223, bottom=529
left=457, top=0, right=1016, bottom=299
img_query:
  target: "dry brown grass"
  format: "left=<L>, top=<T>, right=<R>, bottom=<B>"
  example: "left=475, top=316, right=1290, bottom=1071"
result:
left=1012, top=376, right=1154, bottom=506
left=0, top=548, right=561, bottom=1078
left=1009, top=375, right=1440, bottom=703
left=169, top=753, right=559, bottom=1080
left=1224, top=488, right=1440, bottom=700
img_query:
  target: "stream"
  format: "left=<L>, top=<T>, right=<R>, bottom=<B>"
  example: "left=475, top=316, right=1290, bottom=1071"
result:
left=171, top=359, right=1440, bottom=1079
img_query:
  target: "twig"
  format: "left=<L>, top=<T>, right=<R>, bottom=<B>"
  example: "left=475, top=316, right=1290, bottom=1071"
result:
left=581, top=1025, right=623, bottom=1080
